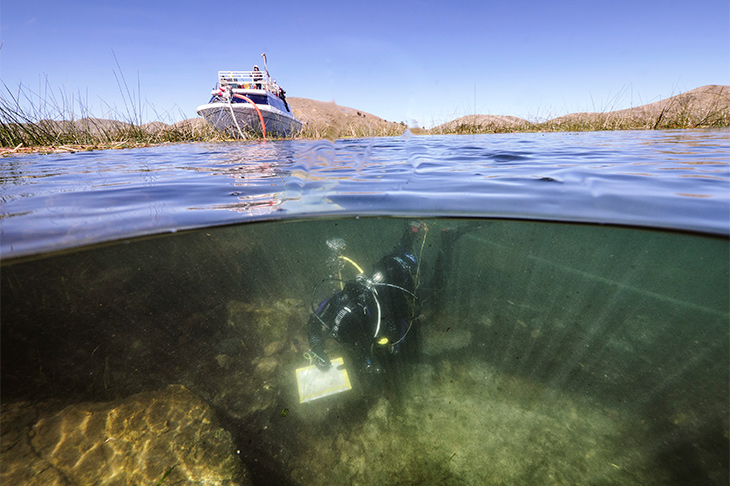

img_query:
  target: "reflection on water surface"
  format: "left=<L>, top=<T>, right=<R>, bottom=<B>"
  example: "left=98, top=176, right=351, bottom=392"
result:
left=2, top=130, right=728, bottom=258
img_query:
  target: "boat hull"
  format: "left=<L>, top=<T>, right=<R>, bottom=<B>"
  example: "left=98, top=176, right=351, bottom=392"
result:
left=197, top=102, right=302, bottom=138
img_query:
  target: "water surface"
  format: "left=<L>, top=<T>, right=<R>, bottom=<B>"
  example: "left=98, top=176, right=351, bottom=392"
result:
left=2, top=129, right=728, bottom=258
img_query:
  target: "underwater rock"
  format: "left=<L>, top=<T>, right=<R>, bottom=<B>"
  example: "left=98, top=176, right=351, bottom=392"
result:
left=204, top=299, right=309, bottom=423
left=479, top=314, right=493, bottom=327
left=216, top=354, right=233, bottom=369
left=1, top=385, right=248, bottom=486
left=254, top=356, right=278, bottom=377
left=421, top=327, right=472, bottom=356
left=0, top=401, right=68, bottom=485
left=226, top=299, right=307, bottom=353
left=264, top=340, right=285, bottom=356
left=217, top=337, right=246, bottom=356
left=210, top=370, right=277, bottom=421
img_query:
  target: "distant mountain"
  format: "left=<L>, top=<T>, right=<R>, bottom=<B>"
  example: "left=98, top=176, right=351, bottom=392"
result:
left=430, top=114, right=530, bottom=134
left=544, top=85, right=729, bottom=130
left=287, top=97, right=405, bottom=138
left=431, top=85, right=730, bottom=134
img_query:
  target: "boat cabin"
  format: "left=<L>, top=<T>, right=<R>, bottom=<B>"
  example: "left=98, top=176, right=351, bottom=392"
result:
left=209, top=70, right=291, bottom=114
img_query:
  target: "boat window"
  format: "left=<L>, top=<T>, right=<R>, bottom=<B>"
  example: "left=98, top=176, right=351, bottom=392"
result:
left=233, top=94, right=268, bottom=105
left=268, top=97, right=285, bottom=112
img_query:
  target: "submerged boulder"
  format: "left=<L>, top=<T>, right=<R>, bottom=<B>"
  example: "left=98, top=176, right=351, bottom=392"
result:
left=1, top=385, right=248, bottom=485
left=209, top=299, right=310, bottom=421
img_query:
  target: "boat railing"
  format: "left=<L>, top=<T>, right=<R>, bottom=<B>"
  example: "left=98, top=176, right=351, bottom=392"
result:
left=218, top=71, right=281, bottom=94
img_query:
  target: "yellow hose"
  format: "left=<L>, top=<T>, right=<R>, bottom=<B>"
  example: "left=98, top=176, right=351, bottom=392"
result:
left=337, top=255, right=364, bottom=289
left=338, top=256, right=364, bottom=274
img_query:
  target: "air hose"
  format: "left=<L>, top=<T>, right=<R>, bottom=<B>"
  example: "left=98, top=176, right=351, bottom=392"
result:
left=232, top=93, right=267, bottom=139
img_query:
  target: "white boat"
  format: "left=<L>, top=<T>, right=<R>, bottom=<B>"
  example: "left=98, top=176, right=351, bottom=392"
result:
left=196, top=67, right=302, bottom=138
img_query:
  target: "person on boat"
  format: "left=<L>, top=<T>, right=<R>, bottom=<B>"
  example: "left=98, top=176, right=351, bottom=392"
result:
left=252, top=65, right=263, bottom=90
left=278, top=85, right=290, bottom=112
left=306, top=221, right=476, bottom=377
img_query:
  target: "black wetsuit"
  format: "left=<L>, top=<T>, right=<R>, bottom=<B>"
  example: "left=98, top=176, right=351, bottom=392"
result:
left=306, top=222, right=479, bottom=375
left=307, top=228, right=420, bottom=373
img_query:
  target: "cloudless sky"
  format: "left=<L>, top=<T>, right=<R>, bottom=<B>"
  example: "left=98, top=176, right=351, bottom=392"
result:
left=1, top=0, right=728, bottom=127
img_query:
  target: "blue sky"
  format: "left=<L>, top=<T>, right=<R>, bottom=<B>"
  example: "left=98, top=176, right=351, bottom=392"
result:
left=1, top=0, right=728, bottom=127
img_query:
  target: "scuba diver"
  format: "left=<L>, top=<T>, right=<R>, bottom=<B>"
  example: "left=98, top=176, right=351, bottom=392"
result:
left=306, top=221, right=476, bottom=379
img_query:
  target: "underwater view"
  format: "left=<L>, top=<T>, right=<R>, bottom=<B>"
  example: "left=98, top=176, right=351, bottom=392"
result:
left=2, top=130, right=729, bottom=485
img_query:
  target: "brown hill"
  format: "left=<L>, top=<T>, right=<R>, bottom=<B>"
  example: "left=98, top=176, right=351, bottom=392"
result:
left=170, top=98, right=405, bottom=140
left=287, top=97, right=406, bottom=139
left=152, top=85, right=730, bottom=138
left=430, top=114, right=531, bottom=134
left=540, top=85, right=730, bottom=131
left=432, top=85, right=730, bottom=134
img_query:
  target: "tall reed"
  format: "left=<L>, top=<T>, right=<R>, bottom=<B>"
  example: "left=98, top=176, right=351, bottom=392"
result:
left=0, top=73, right=219, bottom=153
left=297, top=118, right=406, bottom=140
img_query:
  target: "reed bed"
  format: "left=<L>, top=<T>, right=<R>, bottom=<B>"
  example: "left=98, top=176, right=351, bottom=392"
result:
left=297, top=118, right=406, bottom=140
left=0, top=81, right=223, bottom=154
left=428, top=118, right=534, bottom=135
left=2, top=81, right=727, bottom=155
left=0, top=89, right=403, bottom=154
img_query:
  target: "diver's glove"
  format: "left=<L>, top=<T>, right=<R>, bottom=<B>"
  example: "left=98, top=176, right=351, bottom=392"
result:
left=364, top=355, right=384, bottom=374
left=311, top=346, right=331, bottom=371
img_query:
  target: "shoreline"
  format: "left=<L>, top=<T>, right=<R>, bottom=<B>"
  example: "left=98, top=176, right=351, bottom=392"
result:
left=3, top=124, right=728, bottom=157
left=2, top=85, right=728, bottom=156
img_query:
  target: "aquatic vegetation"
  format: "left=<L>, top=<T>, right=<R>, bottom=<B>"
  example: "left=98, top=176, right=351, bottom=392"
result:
left=0, top=82, right=222, bottom=153
left=297, top=116, right=406, bottom=140
left=0, top=81, right=405, bottom=153
left=7, top=79, right=724, bottom=153
left=429, top=114, right=533, bottom=135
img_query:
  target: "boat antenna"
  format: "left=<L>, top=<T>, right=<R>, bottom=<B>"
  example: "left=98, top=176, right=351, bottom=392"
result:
left=261, top=52, right=269, bottom=77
